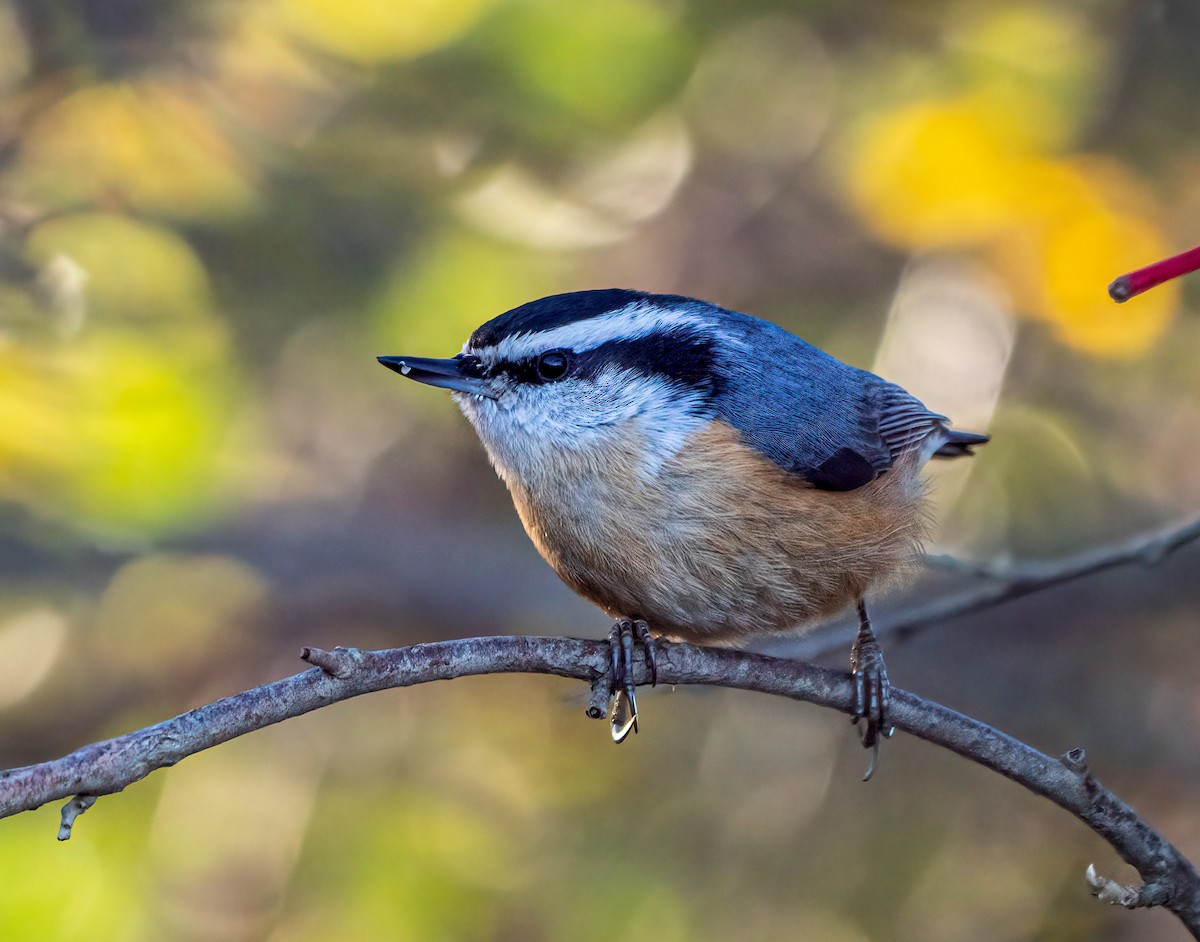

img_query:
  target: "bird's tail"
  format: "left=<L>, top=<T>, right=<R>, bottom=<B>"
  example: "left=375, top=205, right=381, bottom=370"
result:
left=932, top=429, right=990, bottom=458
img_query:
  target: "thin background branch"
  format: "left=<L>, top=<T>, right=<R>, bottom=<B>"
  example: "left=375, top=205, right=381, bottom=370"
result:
left=787, top=514, right=1200, bottom=661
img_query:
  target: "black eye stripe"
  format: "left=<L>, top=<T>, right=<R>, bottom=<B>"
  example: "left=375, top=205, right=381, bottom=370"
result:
left=491, top=352, right=569, bottom=384
left=583, top=332, right=716, bottom=389
left=487, top=330, right=717, bottom=394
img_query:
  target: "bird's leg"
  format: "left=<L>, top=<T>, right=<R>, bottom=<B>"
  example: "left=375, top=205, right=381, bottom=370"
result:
left=850, top=599, right=894, bottom=781
left=608, top=617, right=657, bottom=743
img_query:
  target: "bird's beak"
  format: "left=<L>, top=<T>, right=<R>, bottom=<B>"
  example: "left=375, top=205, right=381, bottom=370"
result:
left=376, top=355, right=494, bottom=398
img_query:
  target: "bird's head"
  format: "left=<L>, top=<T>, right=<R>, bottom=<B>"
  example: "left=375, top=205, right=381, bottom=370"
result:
left=379, top=290, right=741, bottom=483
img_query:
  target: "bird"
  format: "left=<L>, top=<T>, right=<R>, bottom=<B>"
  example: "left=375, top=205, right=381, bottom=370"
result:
left=378, top=289, right=988, bottom=772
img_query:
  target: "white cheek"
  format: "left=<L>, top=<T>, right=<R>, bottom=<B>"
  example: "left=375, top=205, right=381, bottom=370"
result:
left=568, top=370, right=709, bottom=476
left=455, top=372, right=709, bottom=482
left=453, top=393, right=536, bottom=484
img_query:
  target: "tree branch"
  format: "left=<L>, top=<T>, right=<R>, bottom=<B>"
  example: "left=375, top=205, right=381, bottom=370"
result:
left=0, top=636, right=1198, bottom=935
left=789, top=514, right=1200, bottom=660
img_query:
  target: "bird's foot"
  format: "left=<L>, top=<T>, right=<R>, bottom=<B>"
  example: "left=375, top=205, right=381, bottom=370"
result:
left=608, top=617, right=657, bottom=743
left=850, top=601, right=894, bottom=781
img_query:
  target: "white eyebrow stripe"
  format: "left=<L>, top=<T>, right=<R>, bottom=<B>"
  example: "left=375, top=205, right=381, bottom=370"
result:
left=477, top=300, right=711, bottom=361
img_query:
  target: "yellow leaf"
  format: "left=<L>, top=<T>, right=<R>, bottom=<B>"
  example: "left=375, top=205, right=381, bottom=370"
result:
left=947, top=4, right=1105, bottom=151
left=15, top=82, right=255, bottom=218
left=0, top=342, right=75, bottom=493
left=1039, top=205, right=1174, bottom=356
left=60, top=334, right=237, bottom=533
left=25, top=214, right=218, bottom=332
left=844, top=98, right=1035, bottom=249
left=276, top=0, right=495, bottom=63
left=987, top=159, right=1175, bottom=356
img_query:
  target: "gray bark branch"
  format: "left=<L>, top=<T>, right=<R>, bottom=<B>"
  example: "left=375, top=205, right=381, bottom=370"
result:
left=790, top=514, right=1200, bottom=660
left=0, top=636, right=1197, bottom=935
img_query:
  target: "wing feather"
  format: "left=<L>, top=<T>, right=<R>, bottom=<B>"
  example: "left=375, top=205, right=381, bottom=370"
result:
left=706, top=308, right=985, bottom=491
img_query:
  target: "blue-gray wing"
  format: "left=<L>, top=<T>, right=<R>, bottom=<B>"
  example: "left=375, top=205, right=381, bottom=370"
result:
left=710, top=315, right=976, bottom=491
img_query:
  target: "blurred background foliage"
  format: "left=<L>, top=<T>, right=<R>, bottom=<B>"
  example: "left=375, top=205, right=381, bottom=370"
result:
left=1, top=0, right=1199, bottom=939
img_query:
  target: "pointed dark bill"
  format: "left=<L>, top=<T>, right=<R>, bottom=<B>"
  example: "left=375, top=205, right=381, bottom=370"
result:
left=377, top=356, right=493, bottom=397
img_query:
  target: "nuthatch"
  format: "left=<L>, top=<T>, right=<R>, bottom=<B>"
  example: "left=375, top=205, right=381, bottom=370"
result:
left=379, top=290, right=987, bottom=768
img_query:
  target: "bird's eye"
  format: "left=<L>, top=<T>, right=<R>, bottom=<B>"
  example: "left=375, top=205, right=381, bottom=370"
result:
left=535, top=350, right=571, bottom=382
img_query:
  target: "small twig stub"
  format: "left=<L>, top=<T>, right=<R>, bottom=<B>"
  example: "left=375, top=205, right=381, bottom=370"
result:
left=1087, top=863, right=1142, bottom=908
left=57, top=795, right=97, bottom=842
left=301, top=645, right=362, bottom=679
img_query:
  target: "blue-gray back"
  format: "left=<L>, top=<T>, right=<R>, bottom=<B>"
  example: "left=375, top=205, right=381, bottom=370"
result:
left=709, top=309, right=949, bottom=490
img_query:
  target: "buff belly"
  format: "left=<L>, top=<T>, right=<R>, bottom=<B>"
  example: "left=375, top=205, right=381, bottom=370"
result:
left=505, top=420, right=927, bottom=644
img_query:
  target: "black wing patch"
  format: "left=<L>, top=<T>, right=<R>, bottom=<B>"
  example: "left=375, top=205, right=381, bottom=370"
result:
left=805, top=448, right=880, bottom=491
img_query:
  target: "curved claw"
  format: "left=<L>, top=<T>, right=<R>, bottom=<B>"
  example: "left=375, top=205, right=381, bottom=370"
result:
left=611, top=689, right=638, bottom=743
left=607, top=618, right=656, bottom=741
left=861, top=738, right=882, bottom=782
